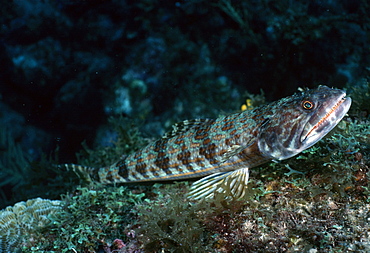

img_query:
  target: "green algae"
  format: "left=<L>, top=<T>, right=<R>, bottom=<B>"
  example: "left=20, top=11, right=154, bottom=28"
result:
left=22, top=185, right=144, bottom=253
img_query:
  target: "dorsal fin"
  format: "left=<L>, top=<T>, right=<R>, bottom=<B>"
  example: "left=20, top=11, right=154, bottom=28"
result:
left=162, top=119, right=214, bottom=139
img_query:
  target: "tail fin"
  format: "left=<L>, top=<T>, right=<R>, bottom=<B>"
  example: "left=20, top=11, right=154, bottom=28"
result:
left=60, top=164, right=99, bottom=183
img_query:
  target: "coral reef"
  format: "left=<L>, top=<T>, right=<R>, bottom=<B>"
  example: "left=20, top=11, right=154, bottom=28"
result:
left=0, top=198, right=61, bottom=253
left=1, top=0, right=370, bottom=252
left=22, top=185, right=144, bottom=253
left=4, top=111, right=370, bottom=252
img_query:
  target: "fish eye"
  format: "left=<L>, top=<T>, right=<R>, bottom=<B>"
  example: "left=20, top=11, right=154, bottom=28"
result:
left=302, top=100, right=314, bottom=110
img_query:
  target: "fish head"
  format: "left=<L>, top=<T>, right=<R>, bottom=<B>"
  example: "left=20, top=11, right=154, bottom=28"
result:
left=257, top=85, right=351, bottom=160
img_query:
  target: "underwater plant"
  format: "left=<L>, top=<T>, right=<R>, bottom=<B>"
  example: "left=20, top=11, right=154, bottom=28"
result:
left=135, top=183, right=214, bottom=252
left=0, top=128, right=32, bottom=207
left=21, top=185, right=144, bottom=253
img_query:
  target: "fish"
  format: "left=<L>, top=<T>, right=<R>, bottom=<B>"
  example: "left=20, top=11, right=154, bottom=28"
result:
left=66, top=85, right=351, bottom=199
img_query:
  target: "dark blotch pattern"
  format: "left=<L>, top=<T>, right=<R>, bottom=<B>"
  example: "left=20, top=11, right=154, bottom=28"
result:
left=199, top=144, right=218, bottom=165
left=135, top=163, right=147, bottom=175
left=177, top=150, right=191, bottom=165
left=90, top=167, right=101, bottom=182
left=195, top=128, right=209, bottom=140
left=117, top=159, right=129, bottom=179
left=153, top=139, right=169, bottom=152
left=154, top=156, right=172, bottom=174
left=177, top=150, right=195, bottom=171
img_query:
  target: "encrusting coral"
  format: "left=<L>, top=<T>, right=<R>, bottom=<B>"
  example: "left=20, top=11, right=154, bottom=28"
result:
left=0, top=198, right=61, bottom=253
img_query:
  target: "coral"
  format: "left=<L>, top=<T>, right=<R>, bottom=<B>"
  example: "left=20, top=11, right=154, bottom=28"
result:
left=5, top=113, right=370, bottom=252
left=0, top=198, right=61, bottom=253
left=204, top=194, right=370, bottom=252
left=192, top=114, right=370, bottom=252
left=1, top=0, right=370, bottom=251
left=240, top=89, right=266, bottom=111
left=22, top=185, right=144, bottom=252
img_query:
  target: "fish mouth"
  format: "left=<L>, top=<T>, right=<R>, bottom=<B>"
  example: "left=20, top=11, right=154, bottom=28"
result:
left=301, top=94, right=351, bottom=146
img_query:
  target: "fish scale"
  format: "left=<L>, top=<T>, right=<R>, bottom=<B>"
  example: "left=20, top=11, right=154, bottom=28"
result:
left=98, top=113, right=266, bottom=183
left=68, top=85, right=351, bottom=199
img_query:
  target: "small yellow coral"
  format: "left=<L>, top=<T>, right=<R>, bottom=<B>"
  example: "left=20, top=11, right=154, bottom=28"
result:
left=241, top=98, right=254, bottom=111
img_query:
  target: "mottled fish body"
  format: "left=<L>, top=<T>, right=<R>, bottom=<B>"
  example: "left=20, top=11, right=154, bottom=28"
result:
left=69, top=86, right=351, bottom=199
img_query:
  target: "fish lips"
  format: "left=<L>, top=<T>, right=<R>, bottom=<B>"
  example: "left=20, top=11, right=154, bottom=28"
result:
left=300, top=94, right=352, bottom=147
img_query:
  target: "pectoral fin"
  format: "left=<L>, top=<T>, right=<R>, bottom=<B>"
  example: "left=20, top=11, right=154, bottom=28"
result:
left=187, top=168, right=250, bottom=200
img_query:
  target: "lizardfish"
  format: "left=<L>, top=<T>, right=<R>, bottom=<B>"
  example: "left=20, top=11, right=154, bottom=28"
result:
left=66, top=85, right=351, bottom=199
